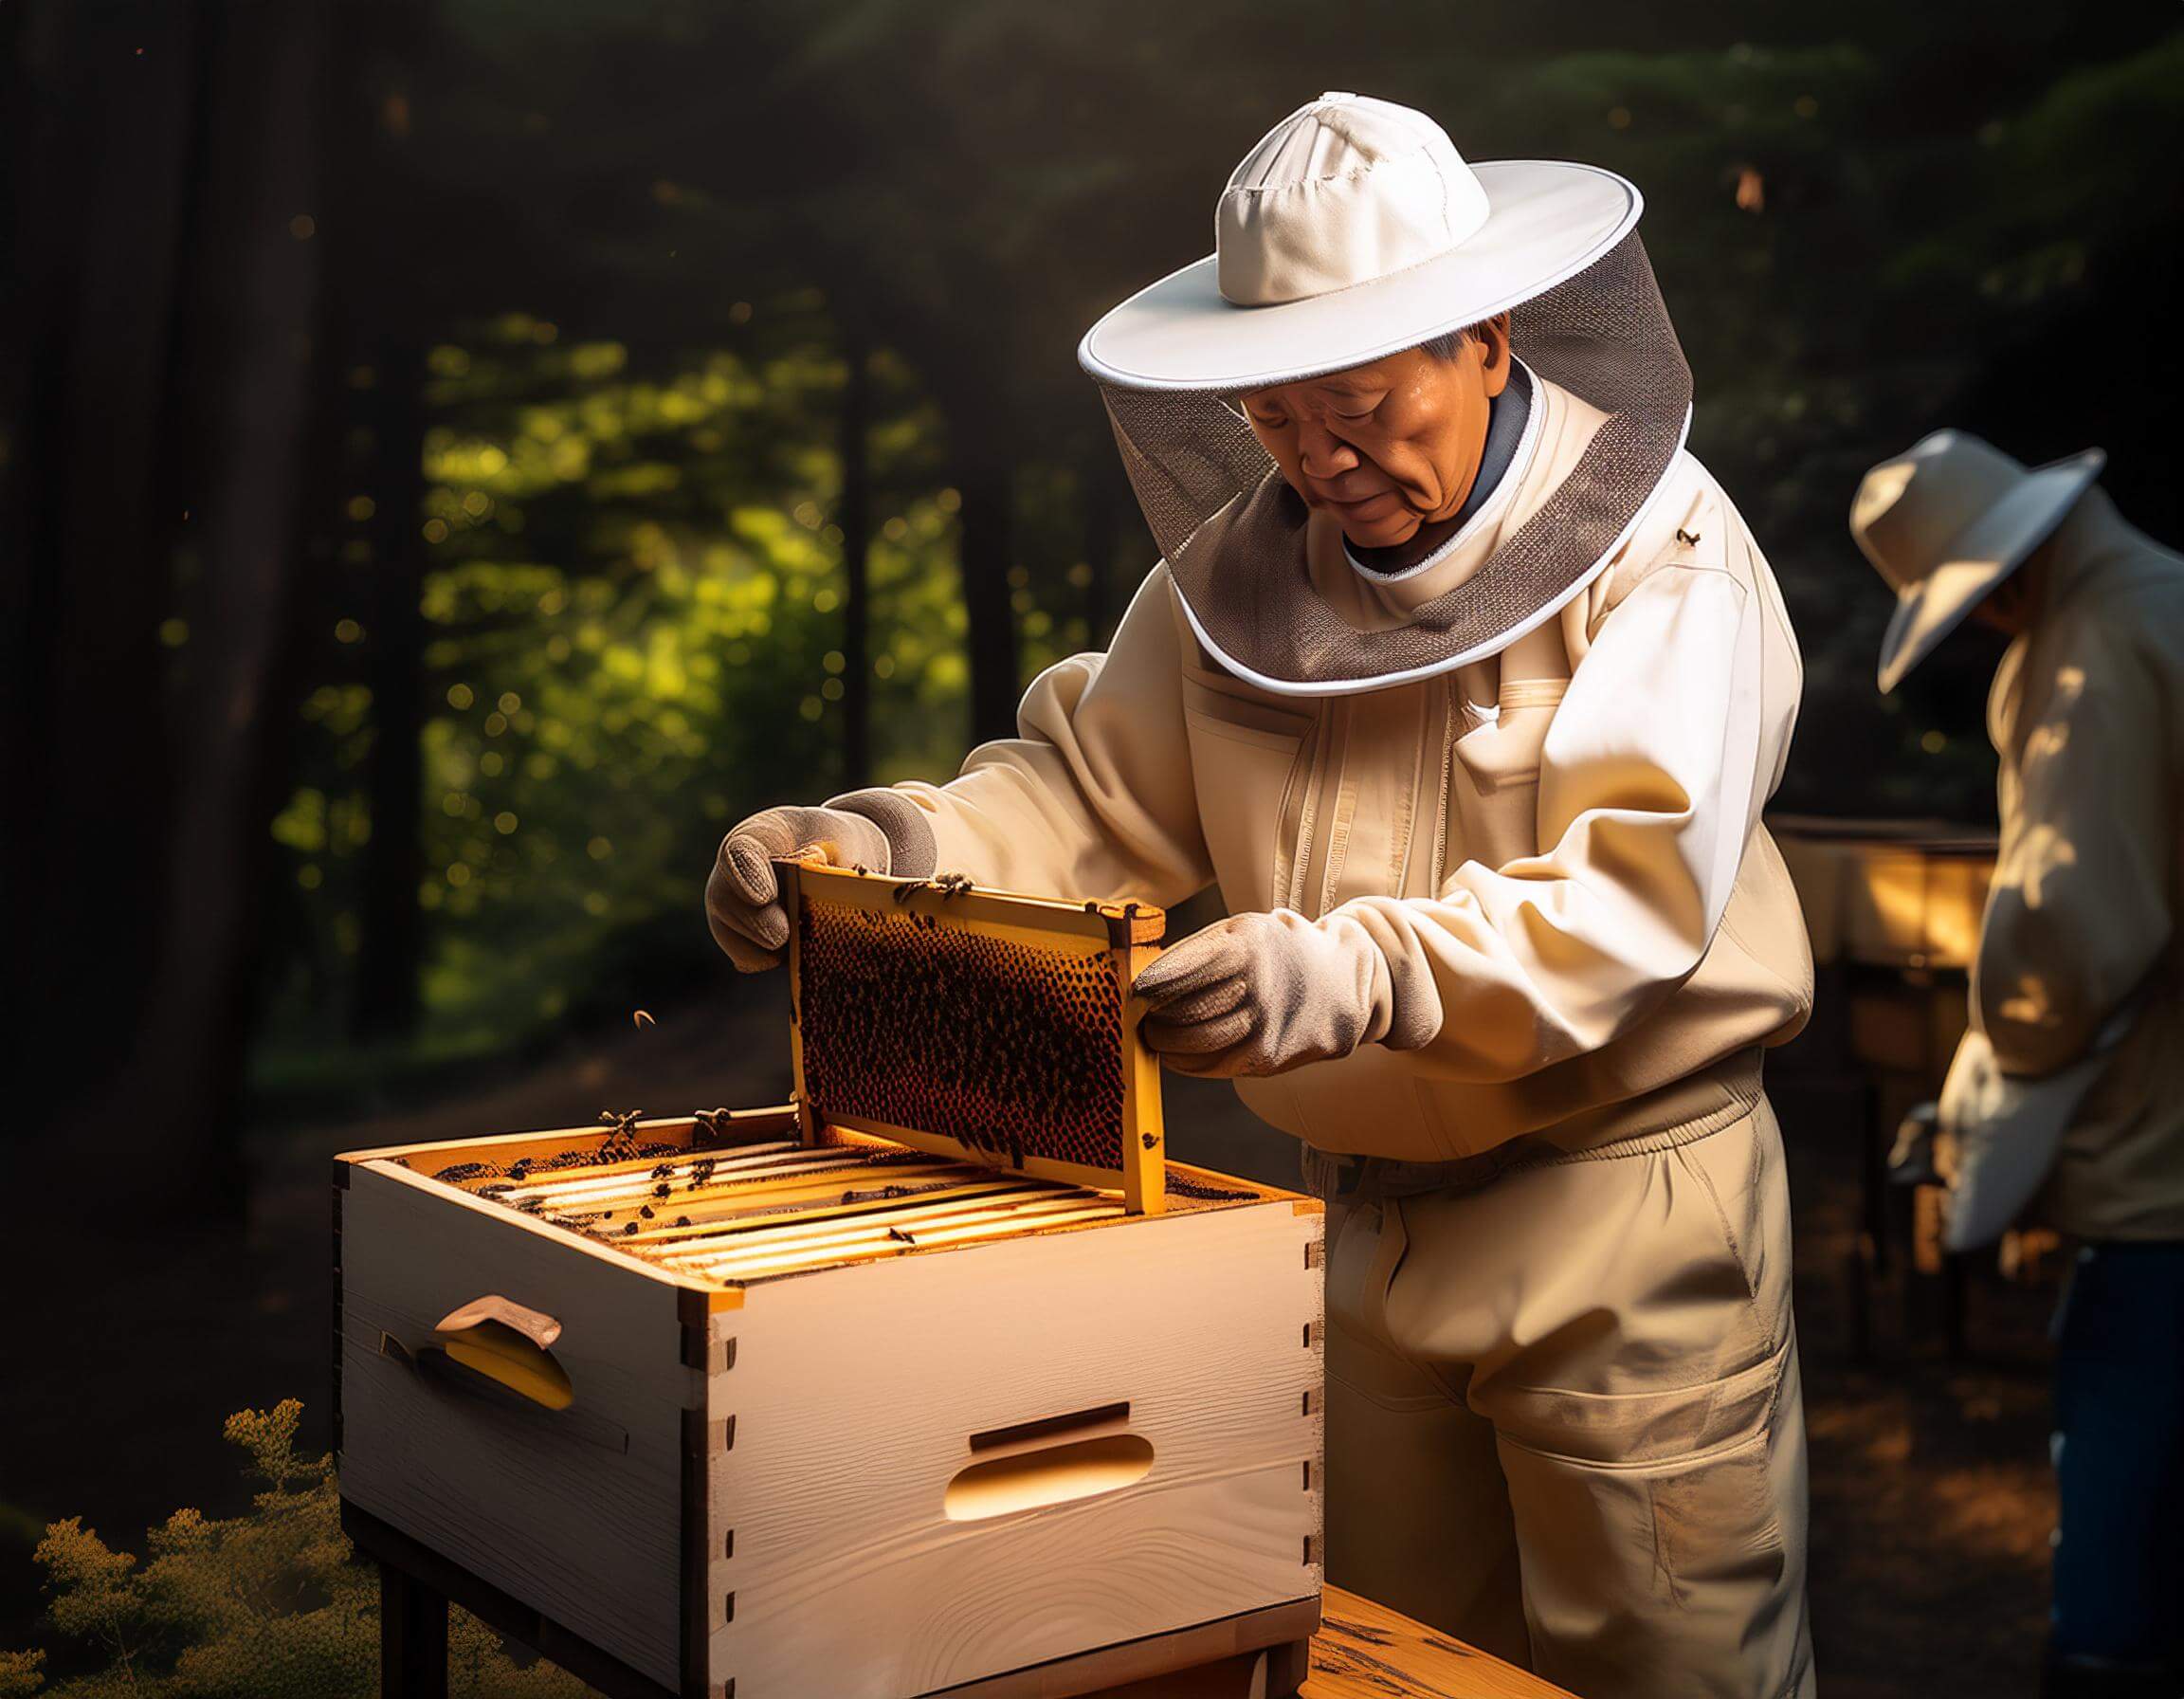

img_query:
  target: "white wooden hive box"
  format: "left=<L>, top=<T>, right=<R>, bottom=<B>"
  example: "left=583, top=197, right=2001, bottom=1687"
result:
left=335, top=867, right=1326, bottom=1698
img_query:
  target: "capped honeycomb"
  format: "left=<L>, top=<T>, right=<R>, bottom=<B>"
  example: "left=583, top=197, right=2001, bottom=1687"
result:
left=795, top=903, right=1130, bottom=1174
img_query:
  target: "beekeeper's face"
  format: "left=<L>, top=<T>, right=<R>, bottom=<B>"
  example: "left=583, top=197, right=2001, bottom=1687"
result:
left=1241, top=314, right=1513, bottom=550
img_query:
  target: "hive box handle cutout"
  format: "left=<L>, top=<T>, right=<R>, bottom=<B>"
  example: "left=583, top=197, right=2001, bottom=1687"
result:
left=945, top=1401, right=1152, bottom=1522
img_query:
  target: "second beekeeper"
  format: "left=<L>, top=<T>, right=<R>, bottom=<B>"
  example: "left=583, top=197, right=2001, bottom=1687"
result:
left=709, top=93, right=1816, bottom=1697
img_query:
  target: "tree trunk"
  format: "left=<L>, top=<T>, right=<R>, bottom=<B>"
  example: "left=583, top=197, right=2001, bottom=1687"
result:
left=2, top=0, right=206, bottom=1126
left=331, top=0, right=434, bottom=1040
left=81, top=0, right=336, bottom=1206
left=836, top=326, right=873, bottom=790
left=954, top=445, right=1020, bottom=747
left=352, top=344, right=430, bottom=1040
left=1082, top=453, right=1123, bottom=649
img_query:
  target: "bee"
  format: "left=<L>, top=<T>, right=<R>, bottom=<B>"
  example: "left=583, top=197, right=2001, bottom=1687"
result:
left=598, top=1107, right=644, bottom=1159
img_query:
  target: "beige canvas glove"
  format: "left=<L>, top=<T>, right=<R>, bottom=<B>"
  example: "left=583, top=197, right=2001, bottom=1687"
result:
left=1133, top=909, right=1433, bottom=1078
left=704, top=805, right=890, bottom=973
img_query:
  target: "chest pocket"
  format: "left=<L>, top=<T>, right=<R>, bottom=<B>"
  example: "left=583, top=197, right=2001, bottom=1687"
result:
left=1451, top=676, right=1567, bottom=793
left=1180, top=663, right=1318, bottom=914
left=1446, top=626, right=1571, bottom=878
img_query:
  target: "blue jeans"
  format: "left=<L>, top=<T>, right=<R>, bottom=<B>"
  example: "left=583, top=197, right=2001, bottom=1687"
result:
left=2050, top=1241, right=2184, bottom=1671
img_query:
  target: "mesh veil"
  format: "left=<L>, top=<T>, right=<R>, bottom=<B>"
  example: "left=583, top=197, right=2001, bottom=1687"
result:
left=1096, top=231, right=1691, bottom=690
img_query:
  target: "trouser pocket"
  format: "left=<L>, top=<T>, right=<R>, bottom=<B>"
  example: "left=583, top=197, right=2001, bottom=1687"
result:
left=1486, top=1332, right=1813, bottom=1699
left=1324, top=1195, right=1410, bottom=1366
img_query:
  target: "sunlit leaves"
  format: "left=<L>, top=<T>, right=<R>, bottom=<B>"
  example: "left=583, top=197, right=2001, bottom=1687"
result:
left=265, top=308, right=1005, bottom=1044
left=2, top=1403, right=585, bottom=1697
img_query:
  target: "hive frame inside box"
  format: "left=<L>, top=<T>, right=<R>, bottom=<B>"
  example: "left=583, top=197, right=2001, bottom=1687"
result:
left=335, top=872, right=1325, bottom=1699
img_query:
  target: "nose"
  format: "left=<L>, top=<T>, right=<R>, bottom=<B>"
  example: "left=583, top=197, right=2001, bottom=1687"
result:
left=1296, top=418, right=1358, bottom=480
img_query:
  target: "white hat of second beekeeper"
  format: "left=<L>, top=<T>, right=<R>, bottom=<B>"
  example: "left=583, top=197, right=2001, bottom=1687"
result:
left=1080, top=91, right=1643, bottom=393
left=1852, top=428, right=2106, bottom=694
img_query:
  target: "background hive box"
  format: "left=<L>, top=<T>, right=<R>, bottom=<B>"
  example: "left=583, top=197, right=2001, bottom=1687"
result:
left=1770, top=814, right=1996, bottom=971
left=336, top=870, right=1324, bottom=1699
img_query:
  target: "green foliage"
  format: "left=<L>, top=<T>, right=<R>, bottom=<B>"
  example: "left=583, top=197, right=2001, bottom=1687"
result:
left=5, top=1403, right=587, bottom=1699
left=245, top=7, right=2184, bottom=1081
left=261, top=305, right=1108, bottom=1054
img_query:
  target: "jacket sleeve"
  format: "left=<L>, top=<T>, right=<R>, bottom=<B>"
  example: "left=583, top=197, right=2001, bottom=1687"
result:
left=838, top=566, right=1213, bottom=907
left=1974, top=620, right=2173, bottom=1078
left=1324, top=540, right=1796, bottom=1083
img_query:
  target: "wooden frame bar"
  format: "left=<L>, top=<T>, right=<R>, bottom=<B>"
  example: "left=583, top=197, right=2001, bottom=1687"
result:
left=339, top=1107, right=802, bottom=1175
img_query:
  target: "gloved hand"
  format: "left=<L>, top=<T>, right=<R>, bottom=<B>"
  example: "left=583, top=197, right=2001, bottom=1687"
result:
left=1133, top=908, right=1419, bottom=1078
left=1888, top=1102, right=1941, bottom=1188
left=705, top=805, right=891, bottom=972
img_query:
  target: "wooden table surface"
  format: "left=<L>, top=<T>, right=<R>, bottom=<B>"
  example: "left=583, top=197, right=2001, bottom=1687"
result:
left=1303, top=1589, right=1572, bottom=1697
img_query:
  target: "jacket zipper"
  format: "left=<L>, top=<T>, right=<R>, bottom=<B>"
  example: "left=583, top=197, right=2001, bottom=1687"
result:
left=1425, top=678, right=1455, bottom=895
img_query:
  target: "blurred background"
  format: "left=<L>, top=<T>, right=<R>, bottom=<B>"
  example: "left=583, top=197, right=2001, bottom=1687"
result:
left=4, top=2, right=2180, bottom=1693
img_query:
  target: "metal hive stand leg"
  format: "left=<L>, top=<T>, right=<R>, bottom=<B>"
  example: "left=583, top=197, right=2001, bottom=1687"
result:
left=379, top=1560, right=449, bottom=1699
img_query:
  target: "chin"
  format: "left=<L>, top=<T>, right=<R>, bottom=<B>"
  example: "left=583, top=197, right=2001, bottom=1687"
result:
left=1341, top=510, right=1423, bottom=549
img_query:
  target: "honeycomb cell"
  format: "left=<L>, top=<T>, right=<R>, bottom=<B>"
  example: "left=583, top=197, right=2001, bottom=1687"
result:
left=796, top=903, right=1129, bottom=1173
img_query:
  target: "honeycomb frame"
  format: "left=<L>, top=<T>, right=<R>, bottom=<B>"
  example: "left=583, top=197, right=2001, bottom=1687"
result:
left=781, top=863, right=1169, bottom=1214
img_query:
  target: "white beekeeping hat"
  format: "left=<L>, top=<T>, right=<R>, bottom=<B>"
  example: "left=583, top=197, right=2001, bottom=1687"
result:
left=1080, top=93, right=1692, bottom=695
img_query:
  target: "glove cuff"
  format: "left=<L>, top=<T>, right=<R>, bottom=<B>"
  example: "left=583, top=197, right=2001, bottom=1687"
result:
left=1321, top=907, right=1437, bottom=1053
left=827, top=788, right=937, bottom=879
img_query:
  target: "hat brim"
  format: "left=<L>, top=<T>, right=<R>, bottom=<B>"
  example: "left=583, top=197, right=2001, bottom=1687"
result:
left=1876, top=448, right=2106, bottom=693
left=1078, top=160, right=1641, bottom=393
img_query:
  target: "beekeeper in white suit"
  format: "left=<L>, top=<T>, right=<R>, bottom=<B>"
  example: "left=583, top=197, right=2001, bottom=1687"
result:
left=711, top=94, right=1815, bottom=1694
left=1853, top=429, right=2184, bottom=1695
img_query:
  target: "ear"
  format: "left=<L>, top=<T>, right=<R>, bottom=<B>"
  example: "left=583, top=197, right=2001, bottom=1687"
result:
left=1476, top=313, right=1514, bottom=399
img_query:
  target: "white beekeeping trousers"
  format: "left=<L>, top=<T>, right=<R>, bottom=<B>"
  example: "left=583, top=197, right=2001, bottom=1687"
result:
left=1324, top=1094, right=1815, bottom=1699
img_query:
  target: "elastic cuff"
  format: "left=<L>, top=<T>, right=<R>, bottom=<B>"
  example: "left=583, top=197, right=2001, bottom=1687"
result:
left=828, top=788, right=937, bottom=879
left=1343, top=920, right=1433, bottom=1053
